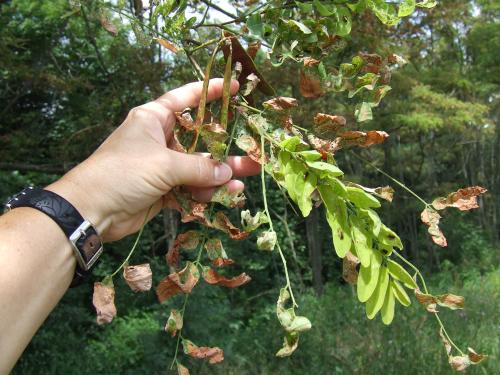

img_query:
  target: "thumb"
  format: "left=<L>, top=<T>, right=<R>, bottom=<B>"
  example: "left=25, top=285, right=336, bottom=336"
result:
left=167, top=150, right=233, bottom=187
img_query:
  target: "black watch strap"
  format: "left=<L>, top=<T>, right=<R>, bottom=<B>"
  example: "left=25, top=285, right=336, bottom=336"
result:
left=4, top=187, right=103, bottom=286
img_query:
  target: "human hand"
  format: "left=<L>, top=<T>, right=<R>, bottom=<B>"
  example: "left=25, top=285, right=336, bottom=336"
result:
left=48, top=79, right=260, bottom=242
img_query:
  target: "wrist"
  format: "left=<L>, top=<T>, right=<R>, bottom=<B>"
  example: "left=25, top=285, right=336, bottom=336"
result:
left=46, top=166, right=112, bottom=240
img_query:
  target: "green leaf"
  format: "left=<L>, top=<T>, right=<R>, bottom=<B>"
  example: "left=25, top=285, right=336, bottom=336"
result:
left=280, top=136, right=302, bottom=152
left=319, top=185, right=352, bottom=258
left=367, top=0, right=401, bottom=26
left=297, top=150, right=322, bottom=161
left=247, top=13, right=263, bottom=36
left=329, top=177, right=348, bottom=198
left=360, top=208, right=382, bottom=236
left=387, top=259, right=417, bottom=289
left=357, top=251, right=382, bottom=302
left=350, top=215, right=373, bottom=267
left=346, top=186, right=381, bottom=208
left=295, top=1, right=314, bottom=13
left=334, top=6, right=352, bottom=37
left=416, top=0, right=437, bottom=9
left=285, top=19, right=313, bottom=34
left=366, top=265, right=389, bottom=319
left=305, top=161, right=344, bottom=177
left=398, top=0, right=416, bottom=18
left=381, top=283, right=395, bottom=325
left=313, top=0, right=336, bottom=16
left=391, top=280, right=411, bottom=307
left=284, top=159, right=306, bottom=203
left=257, top=230, right=277, bottom=251
left=377, top=224, right=403, bottom=250
left=298, top=172, right=317, bottom=217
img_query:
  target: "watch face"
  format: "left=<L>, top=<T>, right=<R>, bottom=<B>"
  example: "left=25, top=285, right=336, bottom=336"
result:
left=81, top=232, right=101, bottom=262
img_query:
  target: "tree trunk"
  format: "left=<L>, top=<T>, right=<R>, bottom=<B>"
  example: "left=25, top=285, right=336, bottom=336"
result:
left=306, top=207, right=323, bottom=296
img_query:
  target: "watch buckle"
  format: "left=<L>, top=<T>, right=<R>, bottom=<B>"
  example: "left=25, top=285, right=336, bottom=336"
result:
left=69, top=220, right=103, bottom=271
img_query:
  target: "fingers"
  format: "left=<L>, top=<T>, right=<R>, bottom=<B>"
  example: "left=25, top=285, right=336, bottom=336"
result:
left=188, top=179, right=245, bottom=202
left=168, top=151, right=233, bottom=187
left=225, top=156, right=261, bottom=177
left=156, top=78, right=240, bottom=114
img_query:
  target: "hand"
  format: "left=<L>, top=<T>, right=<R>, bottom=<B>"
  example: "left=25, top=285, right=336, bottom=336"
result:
left=47, top=79, right=260, bottom=242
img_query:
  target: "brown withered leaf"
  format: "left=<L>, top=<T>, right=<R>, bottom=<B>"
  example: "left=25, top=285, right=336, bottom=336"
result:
left=307, top=134, right=342, bottom=158
left=100, top=16, right=118, bottom=36
left=175, top=110, right=196, bottom=131
left=177, top=363, right=190, bottom=375
left=300, top=69, right=325, bottom=98
left=436, top=293, right=465, bottom=310
left=203, top=268, right=251, bottom=288
left=359, top=52, right=383, bottom=66
left=313, top=113, right=346, bottom=139
left=169, top=130, right=187, bottom=153
left=221, top=32, right=274, bottom=96
left=263, top=97, right=298, bottom=111
left=340, top=130, right=389, bottom=148
left=155, top=38, right=179, bottom=53
left=303, top=57, right=320, bottom=67
left=212, top=258, right=235, bottom=267
left=432, top=186, right=487, bottom=211
left=421, top=207, right=447, bottom=247
left=415, top=289, right=438, bottom=313
left=156, top=262, right=200, bottom=303
left=467, top=347, right=487, bottom=364
left=246, top=41, right=261, bottom=60
left=165, top=309, right=183, bottom=337
left=236, top=134, right=265, bottom=164
left=242, top=73, right=260, bottom=96
left=342, top=251, right=360, bottom=284
left=164, top=189, right=210, bottom=226
left=92, top=280, right=117, bottom=325
left=449, top=355, right=471, bottom=372
left=166, top=230, right=201, bottom=268
left=123, top=263, right=152, bottom=292
left=439, top=328, right=452, bottom=356
left=212, top=212, right=249, bottom=240
left=211, top=185, right=246, bottom=208
left=182, top=339, right=224, bottom=364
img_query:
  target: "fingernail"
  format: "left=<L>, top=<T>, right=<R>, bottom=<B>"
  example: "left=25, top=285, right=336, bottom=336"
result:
left=214, top=163, right=232, bottom=182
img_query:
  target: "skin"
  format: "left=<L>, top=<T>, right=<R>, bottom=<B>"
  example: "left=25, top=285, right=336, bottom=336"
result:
left=0, top=79, right=260, bottom=374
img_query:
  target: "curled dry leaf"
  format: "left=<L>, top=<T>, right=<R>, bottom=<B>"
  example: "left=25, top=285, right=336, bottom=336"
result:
left=156, top=262, right=200, bottom=303
left=263, top=97, right=298, bottom=111
left=432, top=186, right=487, bottom=211
left=436, top=293, right=465, bottom=310
left=204, top=238, right=228, bottom=260
left=421, top=207, right=447, bottom=247
left=414, top=289, right=438, bottom=313
left=342, top=251, right=360, bottom=284
left=349, top=183, right=395, bottom=202
left=303, top=57, right=320, bottom=67
left=166, top=230, right=201, bottom=268
left=307, top=134, right=342, bottom=158
left=467, top=347, right=487, bottom=364
left=212, top=211, right=249, bottom=240
left=211, top=185, right=246, bottom=208
left=177, top=363, right=190, bottom=375
left=182, top=339, right=224, bottom=364
left=203, top=268, right=251, bottom=288
left=439, top=328, right=452, bottom=356
left=257, top=230, right=277, bottom=251
left=212, top=258, right=235, bottom=267
left=449, top=355, right=471, bottom=372
left=313, top=113, right=346, bottom=139
left=300, top=69, right=325, bottom=98
left=242, top=73, right=260, bottom=96
left=175, top=110, right=196, bottom=131
left=236, top=134, right=265, bottom=164
left=241, top=210, right=269, bottom=232
left=246, top=41, right=261, bottom=60
left=123, top=263, right=152, bottom=292
left=100, top=16, right=118, bottom=36
left=164, top=189, right=210, bottom=226
left=340, top=130, right=389, bottom=148
left=92, top=280, right=117, bottom=325
left=276, top=331, right=299, bottom=357
left=165, top=309, right=183, bottom=337
left=154, top=38, right=179, bottom=53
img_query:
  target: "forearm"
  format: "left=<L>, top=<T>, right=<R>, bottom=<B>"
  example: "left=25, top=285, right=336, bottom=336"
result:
left=0, top=207, right=75, bottom=374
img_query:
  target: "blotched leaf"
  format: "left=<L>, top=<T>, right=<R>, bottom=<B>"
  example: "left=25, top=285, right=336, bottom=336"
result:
left=421, top=207, right=447, bottom=247
left=340, top=130, right=389, bottom=147
left=276, top=331, right=299, bottom=357
left=300, top=69, right=325, bottom=98
left=123, top=263, right=152, bottom=292
left=92, top=278, right=117, bottom=325
left=203, top=268, right=251, bottom=288
left=236, top=134, right=264, bottom=164
left=165, top=309, right=183, bottom=337
left=313, top=113, right=346, bottom=139
left=467, top=347, right=487, bottom=364
left=182, top=339, right=224, bottom=364
left=177, top=363, right=190, bottom=375
left=436, top=294, right=465, bottom=310
left=257, top=230, right=277, bottom=251
left=210, top=185, right=246, bottom=208
left=212, top=212, right=249, bottom=240
left=432, top=186, right=487, bottom=211
left=263, top=97, right=298, bottom=111
left=204, top=238, right=228, bottom=260
left=156, top=262, right=200, bottom=302
left=241, top=210, right=269, bottom=232
left=343, top=251, right=360, bottom=284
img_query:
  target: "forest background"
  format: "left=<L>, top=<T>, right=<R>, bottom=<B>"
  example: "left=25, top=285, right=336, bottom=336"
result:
left=0, top=0, right=498, bottom=374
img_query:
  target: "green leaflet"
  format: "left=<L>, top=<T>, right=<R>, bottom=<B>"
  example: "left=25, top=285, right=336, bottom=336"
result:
left=297, top=172, right=317, bottom=217
left=359, top=208, right=382, bottom=237
left=357, top=251, right=382, bottom=303
left=297, top=150, right=322, bottom=161
left=377, top=224, right=403, bottom=250
left=350, top=215, right=373, bottom=267
left=285, top=19, right=312, bottom=34
left=398, top=0, right=415, bottom=17
left=391, top=279, right=411, bottom=307
left=313, top=0, right=336, bottom=16
left=366, top=265, right=389, bottom=319
left=346, top=186, right=381, bottom=208
left=387, top=259, right=417, bottom=289
left=318, top=185, right=352, bottom=258
left=284, top=159, right=305, bottom=203
left=334, top=6, right=352, bottom=37
left=295, top=1, right=314, bottom=13
left=280, top=136, right=302, bottom=152
left=328, top=177, right=347, bottom=198
left=306, top=160, right=344, bottom=177
left=381, top=282, right=395, bottom=325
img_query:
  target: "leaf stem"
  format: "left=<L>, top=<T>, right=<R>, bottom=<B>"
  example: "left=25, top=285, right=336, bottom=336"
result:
left=260, top=134, right=298, bottom=307
left=110, top=205, right=153, bottom=277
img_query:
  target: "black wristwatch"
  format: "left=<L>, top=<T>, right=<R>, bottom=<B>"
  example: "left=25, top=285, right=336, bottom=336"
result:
left=4, top=187, right=103, bottom=286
